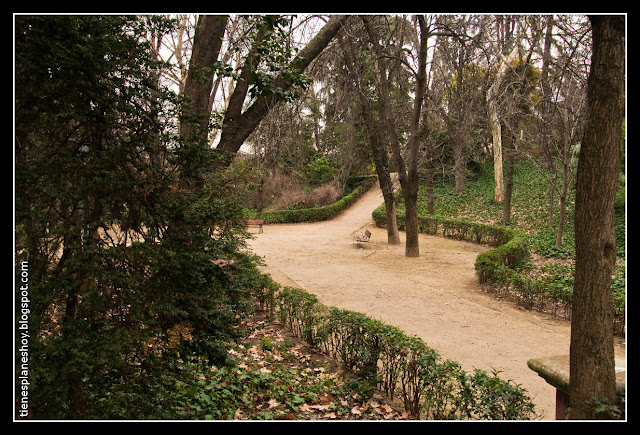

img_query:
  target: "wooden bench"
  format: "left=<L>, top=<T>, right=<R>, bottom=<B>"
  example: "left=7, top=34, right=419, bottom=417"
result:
left=246, top=219, right=264, bottom=233
left=354, top=229, right=371, bottom=243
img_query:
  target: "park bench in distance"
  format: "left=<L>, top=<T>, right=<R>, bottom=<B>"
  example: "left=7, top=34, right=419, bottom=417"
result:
left=354, top=229, right=371, bottom=243
left=246, top=219, right=264, bottom=233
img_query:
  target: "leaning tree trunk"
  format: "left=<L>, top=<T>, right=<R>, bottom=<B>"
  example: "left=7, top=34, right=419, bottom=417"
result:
left=567, top=15, right=624, bottom=420
left=215, top=15, right=349, bottom=166
left=358, top=89, right=401, bottom=245
left=344, top=32, right=401, bottom=246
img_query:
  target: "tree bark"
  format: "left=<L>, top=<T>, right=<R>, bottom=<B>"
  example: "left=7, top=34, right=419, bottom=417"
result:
left=340, top=25, right=400, bottom=245
left=364, top=107, right=401, bottom=245
left=404, top=16, right=429, bottom=258
left=452, top=50, right=465, bottom=194
left=179, top=15, right=228, bottom=142
left=555, top=136, right=571, bottom=250
left=363, top=15, right=428, bottom=257
left=486, top=44, right=518, bottom=203
left=420, top=107, right=436, bottom=215
left=540, top=15, right=557, bottom=231
left=567, top=15, right=624, bottom=420
left=501, top=130, right=515, bottom=224
left=355, top=73, right=401, bottom=245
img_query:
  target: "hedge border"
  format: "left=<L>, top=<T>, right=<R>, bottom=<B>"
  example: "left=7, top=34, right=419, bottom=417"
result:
left=373, top=202, right=625, bottom=334
left=253, top=177, right=377, bottom=224
left=264, top=284, right=535, bottom=420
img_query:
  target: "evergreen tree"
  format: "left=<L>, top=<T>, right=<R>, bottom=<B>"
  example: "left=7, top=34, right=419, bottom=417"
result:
left=16, top=15, right=261, bottom=419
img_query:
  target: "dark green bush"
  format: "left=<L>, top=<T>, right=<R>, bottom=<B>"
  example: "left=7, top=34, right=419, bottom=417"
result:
left=277, top=287, right=322, bottom=345
left=475, top=231, right=530, bottom=283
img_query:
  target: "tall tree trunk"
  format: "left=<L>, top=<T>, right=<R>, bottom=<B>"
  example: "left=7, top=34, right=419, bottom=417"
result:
left=425, top=159, right=435, bottom=215
left=452, top=51, right=465, bottom=194
left=453, top=142, right=465, bottom=193
left=502, top=130, right=515, bottom=224
left=356, top=81, right=400, bottom=244
left=363, top=15, right=428, bottom=257
left=404, top=16, right=429, bottom=257
left=540, top=15, right=557, bottom=231
left=421, top=109, right=436, bottom=214
left=567, top=15, right=624, bottom=420
left=555, top=136, right=571, bottom=249
left=486, top=44, right=518, bottom=203
left=179, top=15, right=228, bottom=142
left=372, top=141, right=401, bottom=245
left=488, top=109, right=504, bottom=202
left=342, top=23, right=400, bottom=245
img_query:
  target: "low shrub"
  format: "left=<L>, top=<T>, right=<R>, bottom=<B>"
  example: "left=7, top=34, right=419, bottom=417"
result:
left=373, top=203, right=513, bottom=247
left=275, top=283, right=535, bottom=420
left=277, top=287, right=322, bottom=345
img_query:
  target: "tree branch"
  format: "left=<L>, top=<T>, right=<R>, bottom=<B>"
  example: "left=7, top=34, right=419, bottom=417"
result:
left=215, top=15, right=350, bottom=162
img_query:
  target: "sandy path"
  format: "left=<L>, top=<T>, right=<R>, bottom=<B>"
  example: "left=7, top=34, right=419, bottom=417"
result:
left=247, top=184, right=625, bottom=420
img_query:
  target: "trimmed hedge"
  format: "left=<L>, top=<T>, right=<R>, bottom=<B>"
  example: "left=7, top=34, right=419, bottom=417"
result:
left=474, top=231, right=531, bottom=283
left=373, top=203, right=515, bottom=247
left=373, top=202, right=625, bottom=334
left=255, top=177, right=377, bottom=224
left=373, top=202, right=530, bottom=277
left=373, top=202, right=541, bottom=309
left=272, top=285, right=535, bottom=420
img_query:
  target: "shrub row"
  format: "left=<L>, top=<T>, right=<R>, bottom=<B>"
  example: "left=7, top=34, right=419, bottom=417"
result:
left=373, top=203, right=625, bottom=335
left=270, top=285, right=535, bottom=420
left=372, top=204, right=514, bottom=247
left=372, top=201, right=530, bottom=286
left=255, top=177, right=376, bottom=224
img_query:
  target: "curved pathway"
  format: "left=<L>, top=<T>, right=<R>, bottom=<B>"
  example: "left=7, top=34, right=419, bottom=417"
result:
left=247, top=183, right=625, bottom=420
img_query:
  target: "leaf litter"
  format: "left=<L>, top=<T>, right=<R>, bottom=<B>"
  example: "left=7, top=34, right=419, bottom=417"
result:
left=228, top=311, right=408, bottom=421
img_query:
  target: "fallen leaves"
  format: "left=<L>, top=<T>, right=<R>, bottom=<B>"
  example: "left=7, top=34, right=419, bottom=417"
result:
left=223, top=312, right=406, bottom=421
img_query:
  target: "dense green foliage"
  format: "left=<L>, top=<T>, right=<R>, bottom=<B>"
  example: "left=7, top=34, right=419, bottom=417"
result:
left=15, top=16, right=264, bottom=419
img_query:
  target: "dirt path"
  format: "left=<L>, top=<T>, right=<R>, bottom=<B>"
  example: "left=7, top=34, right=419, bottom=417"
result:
left=247, top=184, right=625, bottom=420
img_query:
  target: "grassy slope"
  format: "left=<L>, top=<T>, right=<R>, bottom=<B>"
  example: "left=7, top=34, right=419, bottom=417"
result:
left=410, top=159, right=625, bottom=259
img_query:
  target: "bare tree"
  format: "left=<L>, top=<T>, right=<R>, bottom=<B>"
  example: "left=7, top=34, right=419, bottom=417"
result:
left=434, top=15, right=486, bottom=194
left=215, top=15, right=349, bottom=165
left=363, top=15, right=429, bottom=257
left=486, top=39, right=518, bottom=203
